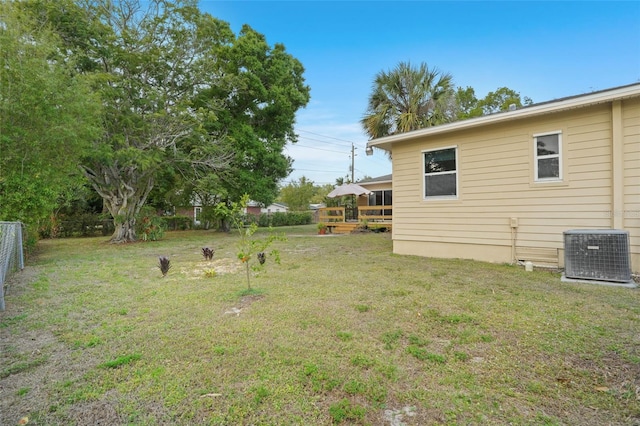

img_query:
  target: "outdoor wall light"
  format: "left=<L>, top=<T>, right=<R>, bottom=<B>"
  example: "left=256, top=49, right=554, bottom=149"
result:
left=365, top=145, right=374, bottom=156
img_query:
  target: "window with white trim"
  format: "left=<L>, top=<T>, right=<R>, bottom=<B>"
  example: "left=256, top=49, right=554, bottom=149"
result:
left=423, top=147, right=457, bottom=198
left=534, top=132, right=562, bottom=181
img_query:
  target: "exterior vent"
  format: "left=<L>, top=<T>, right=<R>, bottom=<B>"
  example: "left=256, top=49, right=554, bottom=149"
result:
left=563, top=230, right=631, bottom=282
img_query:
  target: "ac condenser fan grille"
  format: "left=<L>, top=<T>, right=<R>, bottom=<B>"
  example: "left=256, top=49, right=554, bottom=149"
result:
left=564, top=230, right=631, bottom=282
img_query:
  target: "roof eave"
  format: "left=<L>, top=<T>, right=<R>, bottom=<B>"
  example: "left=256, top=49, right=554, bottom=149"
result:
left=367, top=83, right=640, bottom=151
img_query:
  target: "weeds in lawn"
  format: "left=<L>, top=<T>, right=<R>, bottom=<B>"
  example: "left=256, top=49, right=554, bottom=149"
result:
left=99, top=353, right=141, bottom=369
left=328, top=398, right=366, bottom=423
left=1, top=227, right=639, bottom=425
left=354, top=304, right=370, bottom=312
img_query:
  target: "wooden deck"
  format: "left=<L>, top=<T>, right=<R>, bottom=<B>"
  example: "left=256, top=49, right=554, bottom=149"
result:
left=318, top=206, right=392, bottom=234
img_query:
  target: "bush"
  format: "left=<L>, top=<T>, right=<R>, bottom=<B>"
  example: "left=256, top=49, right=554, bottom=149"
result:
left=164, top=215, right=192, bottom=231
left=40, top=213, right=114, bottom=238
left=257, top=211, right=312, bottom=227
left=137, top=208, right=166, bottom=241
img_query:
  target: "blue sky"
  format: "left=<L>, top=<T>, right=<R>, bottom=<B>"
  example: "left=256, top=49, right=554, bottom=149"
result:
left=198, top=1, right=640, bottom=186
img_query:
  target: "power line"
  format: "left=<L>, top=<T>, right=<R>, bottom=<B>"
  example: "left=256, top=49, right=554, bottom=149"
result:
left=288, top=143, right=347, bottom=154
left=294, top=168, right=345, bottom=173
left=297, top=128, right=360, bottom=147
left=296, top=136, right=351, bottom=149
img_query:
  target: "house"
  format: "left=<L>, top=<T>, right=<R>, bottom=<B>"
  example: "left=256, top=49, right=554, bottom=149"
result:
left=175, top=200, right=288, bottom=227
left=244, top=201, right=289, bottom=217
left=366, top=83, right=640, bottom=274
left=358, top=174, right=392, bottom=210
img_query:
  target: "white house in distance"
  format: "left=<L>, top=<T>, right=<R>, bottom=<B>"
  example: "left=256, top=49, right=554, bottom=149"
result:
left=245, top=201, right=289, bottom=216
left=366, top=83, right=640, bottom=275
left=180, top=200, right=288, bottom=226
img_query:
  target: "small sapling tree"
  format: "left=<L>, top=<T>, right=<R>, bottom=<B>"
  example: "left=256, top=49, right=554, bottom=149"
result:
left=217, top=194, right=286, bottom=291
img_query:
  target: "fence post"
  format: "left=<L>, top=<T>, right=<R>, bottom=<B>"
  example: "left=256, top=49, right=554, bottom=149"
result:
left=0, top=222, right=25, bottom=311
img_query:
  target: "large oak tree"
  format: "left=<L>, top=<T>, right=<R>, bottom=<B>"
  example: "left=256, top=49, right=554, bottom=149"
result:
left=23, top=0, right=309, bottom=242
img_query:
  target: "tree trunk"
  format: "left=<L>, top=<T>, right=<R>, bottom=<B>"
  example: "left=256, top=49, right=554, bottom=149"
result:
left=220, top=217, right=231, bottom=233
left=81, top=164, right=154, bottom=244
left=111, top=217, right=137, bottom=243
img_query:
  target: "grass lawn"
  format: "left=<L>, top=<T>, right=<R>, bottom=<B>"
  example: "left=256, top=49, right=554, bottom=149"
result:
left=1, top=225, right=639, bottom=425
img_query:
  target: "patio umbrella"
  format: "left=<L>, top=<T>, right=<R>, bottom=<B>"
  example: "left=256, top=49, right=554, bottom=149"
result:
left=327, top=183, right=372, bottom=198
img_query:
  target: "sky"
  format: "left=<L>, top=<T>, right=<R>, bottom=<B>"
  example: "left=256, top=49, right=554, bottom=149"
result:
left=198, top=1, right=640, bottom=186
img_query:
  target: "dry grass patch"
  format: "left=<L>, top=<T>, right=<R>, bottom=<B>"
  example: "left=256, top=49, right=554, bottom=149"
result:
left=1, top=226, right=639, bottom=425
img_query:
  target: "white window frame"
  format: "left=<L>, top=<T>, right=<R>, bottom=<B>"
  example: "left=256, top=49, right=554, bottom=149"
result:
left=194, top=206, right=202, bottom=225
left=422, top=146, right=458, bottom=200
left=533, top=131, right=562, bottom=182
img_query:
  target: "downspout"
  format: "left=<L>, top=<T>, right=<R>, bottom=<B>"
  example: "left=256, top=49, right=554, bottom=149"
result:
left=611, top=100, right=623, bottom=229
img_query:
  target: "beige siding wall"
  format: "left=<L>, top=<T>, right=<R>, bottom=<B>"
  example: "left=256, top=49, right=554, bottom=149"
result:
left=392, top=102, right=639, bottom=272
left=623, top=98, right=640, bottom=269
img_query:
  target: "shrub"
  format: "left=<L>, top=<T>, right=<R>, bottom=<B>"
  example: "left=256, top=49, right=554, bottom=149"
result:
left=164, top=215, right=192, bottom=231
left=257, top=211, right=313, bottom=227
left=40, top=213, right=114, bottom=238
left=137, top=207, right=166, bottom=241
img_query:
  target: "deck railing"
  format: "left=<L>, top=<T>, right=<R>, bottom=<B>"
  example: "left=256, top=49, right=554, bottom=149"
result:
left=357, top=206, right=393, bottom=224
left=318, top=206, right=392, bottom=225
left=318, top=206, right=345, bottom=223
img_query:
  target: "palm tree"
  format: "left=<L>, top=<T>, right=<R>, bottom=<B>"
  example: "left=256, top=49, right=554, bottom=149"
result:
left=361, top=61, right=455, bottom=140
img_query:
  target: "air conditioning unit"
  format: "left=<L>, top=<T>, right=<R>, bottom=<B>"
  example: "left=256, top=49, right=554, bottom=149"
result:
left=564, top=229, right=632, bottom=283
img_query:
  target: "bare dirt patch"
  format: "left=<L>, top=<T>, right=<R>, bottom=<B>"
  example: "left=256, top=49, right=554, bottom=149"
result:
left=180, top=257, right=242, bottom=279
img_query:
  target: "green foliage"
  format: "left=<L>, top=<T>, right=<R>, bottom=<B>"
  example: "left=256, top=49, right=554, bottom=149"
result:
left=361, top=61, right=454, bottom=139
left=16, top=387, right=30, bottom=397
left=355, top=304, right=370, bottom=312
left=336, top=331, right=353, bottom=341
left=193, top=24, right=311, bottom=208
left=40, top=214, right=114, bottom=239
left=361, top=61, right=533, bottom=140
left=1, top=355, right=48, bottom=379
left=279, top=176, right=317, bottom=211
left=99, top=354, right=142, bottom=369
left=0, top=313, right=28, bottom=328
left=381, top=330, right=403, bottom=350
left=406, top=346, right=447, bottom=363
left=137, top=208, right=166, bottom=242
left=3, top=232, right=640, bottom=424
left=455, top=86, right=534, bottom=120
left=163, top=216, right=193, bottom=231
left=20, top=0, right=309, bottom=243
left=220, top=194, right=286, bottom=290
left=328, top=398, right=366, bottom=423
left=0, top=2, right=101, bottom=228
left=478, top=87, right=533, bottom=115
left=257, top=211, right=312, bottom=227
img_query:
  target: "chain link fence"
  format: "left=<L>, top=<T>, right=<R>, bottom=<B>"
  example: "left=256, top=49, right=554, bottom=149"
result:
left=1, top=222, right=24, bottom=311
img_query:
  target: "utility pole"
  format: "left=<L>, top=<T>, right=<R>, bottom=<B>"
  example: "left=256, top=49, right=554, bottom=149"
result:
left=350, top=143, right=356, bottom=183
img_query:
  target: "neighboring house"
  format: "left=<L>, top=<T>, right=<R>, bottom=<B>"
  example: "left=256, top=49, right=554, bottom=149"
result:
left=175, top=200, right=288, bottom=226
left=366, top=83, right=640, bottom=274
left=244, top=201, right=289, bottom=217
left=172, top=205, right=202, bottom=226
left=358, top=174, right=392, bottom=209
